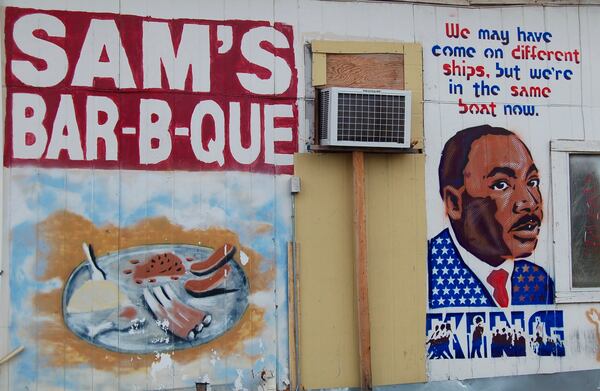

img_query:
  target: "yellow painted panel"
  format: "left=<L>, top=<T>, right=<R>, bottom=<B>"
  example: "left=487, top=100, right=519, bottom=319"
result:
left=366, top=154, right=427, bottom=385
left=301, top=41, right=425, bottom=387
left=404, top=65, right=423, bottom=95
left=411, top=112, right=425, bottom=150
left=312, top=52, right=327, bottom=86
left=403, top=43, right=423, bottom=66
left=295, top=153, right=360, bottom=389
left=312, top=40, right=404, bottom=54
left=404, top=63, right=424, bottom=147
left=295, top=152, right=427, bottom=388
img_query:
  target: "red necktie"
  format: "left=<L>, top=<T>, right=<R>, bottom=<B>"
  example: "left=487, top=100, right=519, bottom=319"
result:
left=487, top=269, right=509, bottom=308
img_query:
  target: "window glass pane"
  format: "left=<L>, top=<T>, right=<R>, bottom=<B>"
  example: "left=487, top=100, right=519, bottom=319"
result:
left=570, top=154, right=600, bottom=287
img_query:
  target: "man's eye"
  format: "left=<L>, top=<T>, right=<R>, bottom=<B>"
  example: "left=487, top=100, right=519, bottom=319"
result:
left=528, top=178, right=540, bottom=187
left=490, top=181, right=509, bottom=191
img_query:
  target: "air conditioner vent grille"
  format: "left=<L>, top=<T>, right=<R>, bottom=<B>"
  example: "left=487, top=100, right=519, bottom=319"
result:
left=337, top=92, right=405, bottom=143
left=319, top=90, right=330, bottom=140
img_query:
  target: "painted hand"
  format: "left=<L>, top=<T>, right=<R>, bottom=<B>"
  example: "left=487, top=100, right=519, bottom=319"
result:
left=586, top=308, right=600, bottom=326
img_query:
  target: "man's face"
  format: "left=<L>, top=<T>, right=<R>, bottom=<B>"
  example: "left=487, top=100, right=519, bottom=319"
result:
left=447, top=134, right=543, bottom=266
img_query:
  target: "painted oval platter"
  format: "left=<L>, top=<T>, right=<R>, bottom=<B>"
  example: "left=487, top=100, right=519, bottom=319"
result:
left=62, top=244, right=249, bottom=354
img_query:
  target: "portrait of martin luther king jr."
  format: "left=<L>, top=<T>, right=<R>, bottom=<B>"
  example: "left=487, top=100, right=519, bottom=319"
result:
left=428, top=124, right=554, bottom=309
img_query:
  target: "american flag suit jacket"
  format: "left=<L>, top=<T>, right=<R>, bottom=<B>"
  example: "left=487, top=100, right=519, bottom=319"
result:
left=428, top=228, right=554, bottom=309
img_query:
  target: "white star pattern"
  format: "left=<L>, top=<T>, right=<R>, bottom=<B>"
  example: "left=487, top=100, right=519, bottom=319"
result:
left=429, top=231, right=493, bottom=309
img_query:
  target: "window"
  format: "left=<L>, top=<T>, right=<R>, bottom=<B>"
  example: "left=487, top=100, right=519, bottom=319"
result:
left=552, top=140, right=600, bottom=302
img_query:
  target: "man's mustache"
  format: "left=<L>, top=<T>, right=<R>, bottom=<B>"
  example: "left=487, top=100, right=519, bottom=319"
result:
left=509, top=214, right=542, bottom=231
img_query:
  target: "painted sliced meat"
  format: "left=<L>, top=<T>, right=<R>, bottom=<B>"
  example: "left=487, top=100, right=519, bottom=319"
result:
left=131, top=252, right=185, bottom=284
left=184, top=265, right=231, bottom=296
left=143, top=284, right=211, bottom=341
left=190, top=244, right=236, bottom=276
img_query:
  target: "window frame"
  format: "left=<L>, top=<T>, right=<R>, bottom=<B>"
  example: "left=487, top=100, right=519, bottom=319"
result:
left=552, top=139, right=600, bottom=303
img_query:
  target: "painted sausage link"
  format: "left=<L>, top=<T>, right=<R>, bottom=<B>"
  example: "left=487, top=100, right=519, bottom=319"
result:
left=190, top=244, right=236, bottom=276
left=184, top=265, right=231, bottom=295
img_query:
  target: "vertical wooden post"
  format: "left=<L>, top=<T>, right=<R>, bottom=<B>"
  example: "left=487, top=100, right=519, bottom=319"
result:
left=352, top=151, right=372, bottom=391
left=287, top=242, right=298, bottom=391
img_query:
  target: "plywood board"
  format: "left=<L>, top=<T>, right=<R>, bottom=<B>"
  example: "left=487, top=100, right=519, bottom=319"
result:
left=295, top=153, right=360, bottom=389
left=366, top=154, right=427, bottom=385
left=295, top=152, right=427, bottom=388
left=326, top=54, right=405, bottom=90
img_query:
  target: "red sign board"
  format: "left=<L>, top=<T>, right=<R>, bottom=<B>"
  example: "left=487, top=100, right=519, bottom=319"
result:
left=4, top=7, right=298, bottom=174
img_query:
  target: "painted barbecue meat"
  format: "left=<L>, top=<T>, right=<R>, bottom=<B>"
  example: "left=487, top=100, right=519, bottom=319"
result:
left=190, top=244, right=236, bottom=275
left=143, top=284, right=212, bottom=340
left=184, top=264, right=232, bottom=296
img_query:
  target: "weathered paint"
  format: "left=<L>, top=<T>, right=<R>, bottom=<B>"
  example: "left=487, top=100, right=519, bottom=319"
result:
left=426, top=126, right=563, bottom=363
left=296, top=0, right=600, bottom=387
left=422, top=7, right=594, bottom=381
left=4, top=8, right=298, bottom=173
left=1, top=0, right=600, bottom=390
left=1, top=5, right=296, bottom=390
left=295, top=153, right=427, bottom=388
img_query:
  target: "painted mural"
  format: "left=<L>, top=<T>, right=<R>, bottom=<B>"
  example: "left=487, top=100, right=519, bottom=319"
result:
left=63, top=242, right=248, bottom=352
left=430, top=125, right=551, bottom=308
left=4, top=1, right=600, bottom=388
left=426, top=125, right=564, bottom=361
left=3, top=6, right=296, bottom=390
left=422, top=6, right=589, bottom=381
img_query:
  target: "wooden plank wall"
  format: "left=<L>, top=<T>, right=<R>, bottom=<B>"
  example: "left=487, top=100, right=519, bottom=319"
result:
left=295, top=153, right=427, bottom=388
left=295, top=41, right=426, bottom=388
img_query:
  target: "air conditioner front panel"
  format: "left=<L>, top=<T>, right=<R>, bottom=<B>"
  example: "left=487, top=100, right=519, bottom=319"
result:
left=319, top=87, right=411, bottom=149
left=337, top=92, right=406, bottom=143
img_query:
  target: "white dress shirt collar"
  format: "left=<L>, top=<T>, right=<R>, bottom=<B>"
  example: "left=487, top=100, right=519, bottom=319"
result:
left=448, top=226, right=514, bottom=307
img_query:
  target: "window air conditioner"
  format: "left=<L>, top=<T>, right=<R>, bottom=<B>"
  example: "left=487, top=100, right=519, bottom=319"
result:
left=318, top=87, right=412, bottom=149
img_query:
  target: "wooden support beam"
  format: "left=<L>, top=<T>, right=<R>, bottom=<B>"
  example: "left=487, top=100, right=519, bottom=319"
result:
left=288, top=241, right=298, bottom=391
left=352, top=151, right=372, bottom=391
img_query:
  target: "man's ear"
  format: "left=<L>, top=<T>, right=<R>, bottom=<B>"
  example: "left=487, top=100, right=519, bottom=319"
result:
left=443, top=186, right=463, bottom=221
